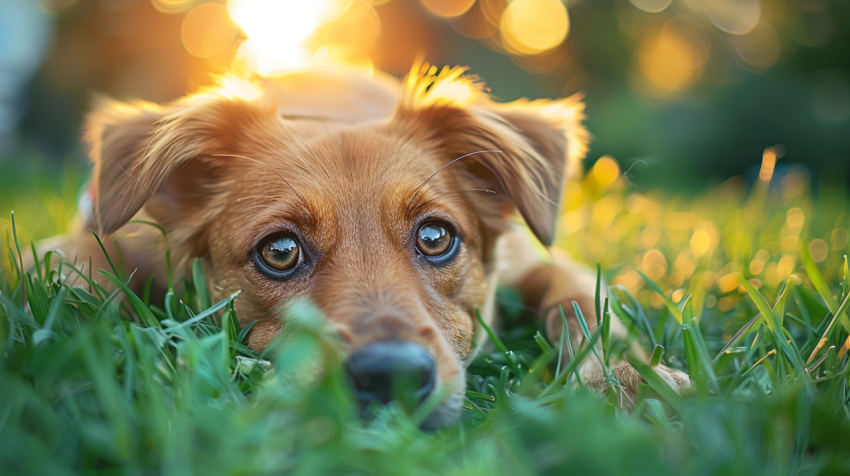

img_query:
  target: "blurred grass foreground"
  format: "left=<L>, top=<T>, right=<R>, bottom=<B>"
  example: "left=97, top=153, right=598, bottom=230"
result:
left=2, top=150, right=850, bottom=475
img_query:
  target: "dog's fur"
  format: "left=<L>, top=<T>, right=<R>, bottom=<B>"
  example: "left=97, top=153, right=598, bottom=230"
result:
left=32, top=65, right=689, bottom=426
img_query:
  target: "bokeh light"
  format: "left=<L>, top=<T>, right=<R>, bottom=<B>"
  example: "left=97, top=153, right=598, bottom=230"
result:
left=592, top=156, right=620, bottom=187
left=690, top=229, right=712, bottom=257
left=151, top=0, right=195, bottom=14
left=831, top=229, right=850, bottom=250
left=634, top=16, right=710, bottom=96
left=781, top=170, right=807, bottom=198
left=703, top=0, right=761, bottom=35
left=643, top=249, right=668, bottom=280
left=480, top=0, right=507, bottom=25
left=419, top=0, right=477, bottom=18
left=500, top=0, right=569, bottom=55
left=628, top=0, right=673, bottom=14
left=731, top=20, right=780, bottom=72
left=181, top=4, right=239, bottom=59
left=809, top=239, right=829, bottom=262
left=310, top=0, right=381, bottom=71
left=786, top=207, right=805, bottom=229
left=759, top=147, right=777, bottom=181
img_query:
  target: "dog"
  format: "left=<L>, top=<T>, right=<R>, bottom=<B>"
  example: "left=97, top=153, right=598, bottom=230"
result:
left=30, top=64, right=689, bottom=427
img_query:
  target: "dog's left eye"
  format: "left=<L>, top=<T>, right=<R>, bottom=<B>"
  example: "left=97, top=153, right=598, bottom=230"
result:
left=256, top=233, right=302, bottom=274
left=416, top=222, right=457, bottom=259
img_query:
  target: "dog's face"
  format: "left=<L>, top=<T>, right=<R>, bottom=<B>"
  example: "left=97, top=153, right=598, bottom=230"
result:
left=86, top=67, right=587, bottom=426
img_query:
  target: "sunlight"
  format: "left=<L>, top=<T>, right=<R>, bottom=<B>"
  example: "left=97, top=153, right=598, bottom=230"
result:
left=216, top=75, right=263, bottom=101
left=227, top=0, right=352, bottom=76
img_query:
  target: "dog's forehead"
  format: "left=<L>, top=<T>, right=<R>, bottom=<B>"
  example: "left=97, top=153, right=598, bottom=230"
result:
left=225, top=119, right=471, bottom=249
left=238, top=121, right=444, bottom=202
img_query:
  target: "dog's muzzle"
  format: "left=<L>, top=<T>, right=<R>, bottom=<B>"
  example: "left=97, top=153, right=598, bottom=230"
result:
left=345, top=340, right=435, bottom=411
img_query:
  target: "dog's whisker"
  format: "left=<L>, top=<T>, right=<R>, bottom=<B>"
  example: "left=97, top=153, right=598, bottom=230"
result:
left=211, top=153, right=307, bottom=206
left=412, top=150, right=502, bottom=193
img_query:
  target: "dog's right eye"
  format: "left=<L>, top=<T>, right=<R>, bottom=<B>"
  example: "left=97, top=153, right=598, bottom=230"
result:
left=257, top=233, right=302, bottom=274
left=415, top=221, right=459, bottom=263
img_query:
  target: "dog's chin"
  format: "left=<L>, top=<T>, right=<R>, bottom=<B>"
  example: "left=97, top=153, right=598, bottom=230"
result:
left=419, top=390, right=464, bottom=431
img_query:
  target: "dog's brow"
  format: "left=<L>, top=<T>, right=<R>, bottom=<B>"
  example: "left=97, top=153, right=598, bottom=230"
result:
left=418, top=188, right=497, bottom=207
left=412, top=149, right=502, bottom=193
left=211, top=153, right=307, bottom=206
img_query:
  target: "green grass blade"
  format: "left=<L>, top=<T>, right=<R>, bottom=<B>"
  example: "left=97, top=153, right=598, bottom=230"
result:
left=29, top=242, right=42, bottom=282
left=714, top=313, right=762, bottom=362
left=89, top=229, right=121, bottom=279
left=236, top=320, right=256, bottom=344
left=650, top=345, right=664, bottom=366
left=773, top=279, right=793, bottom=329
left=560, top=304, right=575, bottom=362
left=637, top=270, right=682, bottom=324
left=595, top=263, right=602, bottom=325
left=10, top=211, right=25, bottom=307
left=164, top=291, right=239, bottom=332
left=98, top=269, right=160, bottom=328
left=534, top=330, right=553, bottom=352
left=801, top=240, right=850, bottom=332
left=476, top=308, right=519, bottom=375
left=736, top=274, right=777, bottom=330
left=129, top=219, right=168, bottom=237
left=601, top=298, right=610, bottom=364
left=626, top=356, right=685, bottom=415
left=465, top=390, right=496, bottom=402
left=192, top=258, right=212, bottom=311
left=541, top=324, right=602, bottom=397
left=610, top=285, right=659, bottom=347
left=807, top=291, right=850, bottom=365
left=572, top=301, right=592, bottom=341
left=555, top=309, right=567, bottom=380
left=27, top=277, right=50, bottom=325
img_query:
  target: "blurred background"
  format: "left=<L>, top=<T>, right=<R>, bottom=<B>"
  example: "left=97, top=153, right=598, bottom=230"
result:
left=0, top=0, right=848, bottom=193
left=1, top=0, right=849, bottom=321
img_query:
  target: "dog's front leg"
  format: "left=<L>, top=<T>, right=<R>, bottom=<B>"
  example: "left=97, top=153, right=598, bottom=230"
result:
left=497, top=229, right=689, bottom=405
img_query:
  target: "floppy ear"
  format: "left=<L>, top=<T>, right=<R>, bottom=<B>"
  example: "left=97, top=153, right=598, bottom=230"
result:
left=395, top=65, right=589, bottom=246
left=84, top=93, right=261, bottom=236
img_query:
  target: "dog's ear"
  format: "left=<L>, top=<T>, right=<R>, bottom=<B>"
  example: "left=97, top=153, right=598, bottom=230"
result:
left=395, top=65, right=589, bottom=246
left=84, top=93, right=261, bottom=236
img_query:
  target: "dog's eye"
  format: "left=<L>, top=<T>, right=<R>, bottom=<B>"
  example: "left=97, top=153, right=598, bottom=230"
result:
left=416, top=222, right=454, bottom=258
left=258, top=234, right=301, bottom=272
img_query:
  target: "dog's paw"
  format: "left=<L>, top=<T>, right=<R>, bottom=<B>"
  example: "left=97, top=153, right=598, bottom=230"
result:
left=650, top=363, right=692, bottom=393
left=579, top=360, right=690, bottom=407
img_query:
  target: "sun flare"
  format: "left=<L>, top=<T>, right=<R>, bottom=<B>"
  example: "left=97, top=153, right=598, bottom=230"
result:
left=227, top=0, right=351, bottom=76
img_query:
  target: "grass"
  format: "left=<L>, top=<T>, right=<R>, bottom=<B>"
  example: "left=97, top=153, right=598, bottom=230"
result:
left=2, top=159, right=850, bottom=475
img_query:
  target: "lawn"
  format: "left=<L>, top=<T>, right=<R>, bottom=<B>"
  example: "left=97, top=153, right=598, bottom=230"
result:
left=2, top=156, right=850, bottom=475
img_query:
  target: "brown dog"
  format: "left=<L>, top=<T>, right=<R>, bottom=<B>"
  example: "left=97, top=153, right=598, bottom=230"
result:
left=32, top=64, right=689, bottom=427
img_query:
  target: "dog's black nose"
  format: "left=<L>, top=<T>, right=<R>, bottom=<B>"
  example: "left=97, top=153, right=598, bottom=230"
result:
left=345, top=341, right=435, bottom=408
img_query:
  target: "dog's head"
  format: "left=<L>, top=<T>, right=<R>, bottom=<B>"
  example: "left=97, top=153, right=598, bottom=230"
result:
left=86, top=65, right=588, bottom=427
